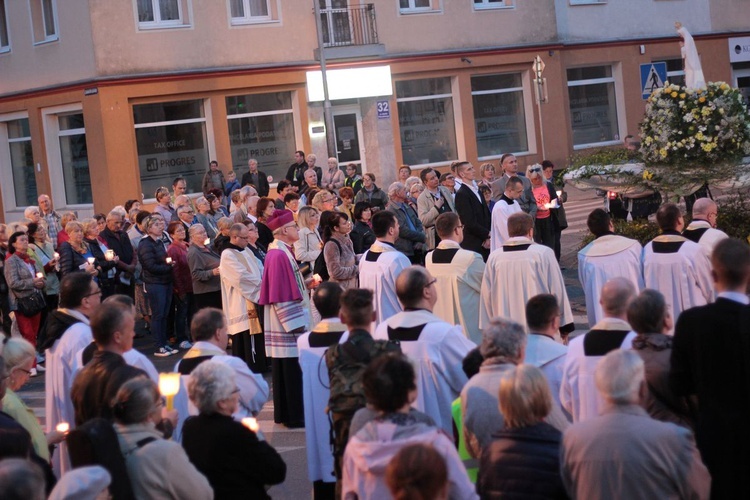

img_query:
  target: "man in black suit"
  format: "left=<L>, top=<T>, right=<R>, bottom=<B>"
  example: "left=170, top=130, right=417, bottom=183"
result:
left=453, top=161, right=491, bottom=261
left=240, top=159, right=270, bottom=197
left=671, top=238, right=750, bottom=499
left=285, top=150, right=308, bottom=191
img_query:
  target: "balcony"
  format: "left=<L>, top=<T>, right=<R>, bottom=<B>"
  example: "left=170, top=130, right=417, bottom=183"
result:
left=315, top=4, right=386, bottom=60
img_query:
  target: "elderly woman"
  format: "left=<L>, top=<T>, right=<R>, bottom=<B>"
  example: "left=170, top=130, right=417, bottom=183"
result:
left=58, top=221, right=98, bottom=279
left=256, top=197, right=276, bottom=250
left=213, top=216, right=233, bottom=254
left=138, top=215, right=176, bottom=357
left=1, top=337, right=66, bottom=460
left=183, top=360, right=286, bottom=499
left=353, top=173, right=388, bottom=211
left=27, top=222, right=60, bottom=311
left=322, top=212, right=358, bottom=289
left=187, top=224, right=222, bottom=312
left=194, top=196, right=218, bottom=241
left=167, top=221, right=193, bottom=350
left=294, top=206, right=322, bottom=268
left=321, top=157, right=345, bottom=191
left=3, top=232, right=46, bottom=373
left=23, top=206, right=41, bottom=224
left=527, top=163, right=557, bottom=251
left=311, top=190, right=337, bottom=214
left=349, top=201, right=375, bottom=255
left=343, top=354, right=475, bottom=500
left=628, top=289, right=697, bottom=429
left=476, top=364, right=567, bottom=499
left=111, top=377, right=211, bottom=499
left=55, top=211, right=77, bottom=248
left=83, top=218, right=118, bottom=295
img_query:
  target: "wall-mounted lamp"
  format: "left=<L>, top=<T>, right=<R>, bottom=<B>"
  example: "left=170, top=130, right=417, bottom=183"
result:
left=548, top=50, right=554, bottom=57
left=461, top=57, right=472, bottom=64
left=639, top=45, right=646, bottom=55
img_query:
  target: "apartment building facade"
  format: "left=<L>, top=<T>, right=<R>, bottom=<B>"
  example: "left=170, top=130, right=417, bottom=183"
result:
left=0, top=0, right=748, bottom=221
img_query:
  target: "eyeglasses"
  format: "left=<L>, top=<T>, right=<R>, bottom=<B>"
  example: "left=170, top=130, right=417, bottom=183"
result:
left=424, top=278, right=437, bottom=288
left=84, top=290, right=103, bottom=298
left=529, top=167, right=542, bottom=173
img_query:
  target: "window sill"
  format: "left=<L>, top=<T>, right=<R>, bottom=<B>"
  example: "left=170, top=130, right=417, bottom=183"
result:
left=573, top=139, right=621, bottom=150
left=569, top=1, right=607, bottom=5
left=33, top=36, right=59, bottom=46
left=399, top=9, right=442, bottom=15
left=230, top=18, right=280, bottom=27
left=473, top=4, right=514, bottom=11
left=137, top=22, right=192, bottom=31
left=0, top=46, right=10, bottom=54
left=478, top=150, right=531, bottom=161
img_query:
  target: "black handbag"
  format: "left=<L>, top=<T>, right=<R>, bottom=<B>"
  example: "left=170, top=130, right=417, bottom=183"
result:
left=16, top=291, right=46, bottom=316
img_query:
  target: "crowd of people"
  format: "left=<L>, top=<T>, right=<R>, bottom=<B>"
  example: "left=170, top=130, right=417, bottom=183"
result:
left=0, top=151, right=747, bottom=499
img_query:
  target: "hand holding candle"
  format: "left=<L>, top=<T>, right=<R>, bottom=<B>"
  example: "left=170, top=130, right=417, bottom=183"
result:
left=166, top=257, right=173, bottom=265
left=36, top=272, right=43, bottom=278
left=87, top=257, right=95, bottom=265
left=56, top=422, right=70, bottom=433
left=204, top=238, right=211, bottom=246
left=158, top=373, right=181, bottom=410
left=105, top=249, right=115, bottom=261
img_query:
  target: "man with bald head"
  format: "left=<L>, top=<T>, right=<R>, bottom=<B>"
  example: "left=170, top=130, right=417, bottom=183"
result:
left=38, top=194, right=62, bottom=248
left=299, top=169, right=318, bottom=205
left=560, top=277, right=638, bottom=422
left=373, top=266, right=475, bottom=435
left=682, top=197, right=728, bottom=257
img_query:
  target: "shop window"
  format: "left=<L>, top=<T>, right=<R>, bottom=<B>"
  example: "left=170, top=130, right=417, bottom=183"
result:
left=136, top=0, right=191, bottom=29
left=226, top=92, right=298, bottom=184
left=399, top=0, right=440, bottom=15
left=133, top=100, right=210, bottom=198
left=57, top=113, right=92, bottom=205
left=471, top=73, right=528, bottom=158
left=0, top=117, right=38, bottom=208
left=0, top=0, right=10, bottom=53
left=230, top=0, right=276, bottom=24
left=473, top=0, right=513, bottom=10
left=30, top=0, right=58, bottom=44
left=567, top=65, right=621, bottom=148
left=396, top=77, right=457, bottom=166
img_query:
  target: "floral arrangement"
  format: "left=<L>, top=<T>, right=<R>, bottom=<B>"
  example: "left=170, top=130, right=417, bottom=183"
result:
left=640, top=82, right=750, bottom=168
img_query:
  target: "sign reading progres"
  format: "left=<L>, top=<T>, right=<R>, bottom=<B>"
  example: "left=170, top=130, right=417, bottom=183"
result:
left=377, top=100, right=390, bottom=119
left=640, top=62, right=668, bottom=100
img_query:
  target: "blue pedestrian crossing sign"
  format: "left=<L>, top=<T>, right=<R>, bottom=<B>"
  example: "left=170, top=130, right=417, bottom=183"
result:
left=641, top=62, right=668, bottom=99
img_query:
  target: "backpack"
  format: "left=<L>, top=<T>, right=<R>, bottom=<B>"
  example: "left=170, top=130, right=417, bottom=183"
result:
left=66, top=418, right=157, bottom=500
left=312, top=238, right=341, bottom=282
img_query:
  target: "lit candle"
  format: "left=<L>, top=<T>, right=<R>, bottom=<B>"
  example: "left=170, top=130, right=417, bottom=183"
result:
left=242, top=417, right=260, bottom=433
left=56, top=422, right=70, bottom=433
left=36, top=272, right=43, bottom=278
left=158, top=373, right=181, bottom=410
left=87, top=257, right=95, bottom=265
left=105, top=249, right=115, bottom=261
left=556, top=190, right=562, bottom=197
left=313, top=273, right=322, bottom=282
left=204, top=238, right=211, bottom=246
left=166, top=257, right=173, bottom=264
left=54, top=252, right=60, bottom=260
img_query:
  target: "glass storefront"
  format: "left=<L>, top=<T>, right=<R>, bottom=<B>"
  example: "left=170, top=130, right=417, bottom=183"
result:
left=58, top=113, right=91, bottom=205
left=7, top=119, right=37, bottom=207
left=471, top=73, right=528, bottom=158
left=567, top=66, right=620, bottom=147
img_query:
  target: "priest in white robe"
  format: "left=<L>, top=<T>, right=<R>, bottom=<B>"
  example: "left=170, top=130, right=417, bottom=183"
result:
left=480, top=212, right=574, bottom=335
left=578, top=208, right=644, bottom=327
left=374, top=266, right=475, bottom=435
left=490, top=176, right=524, bottom=252
left=643, top=204, right=713, bottom=325
left=425, top=212, right=484, bottom=344
left=42, top=273, right=101, bottom=476
left=297, top=283, right=349, bottom=499
left=682, top=198, right=728, bottom=258
left=359, top=211, right=410, bottom=324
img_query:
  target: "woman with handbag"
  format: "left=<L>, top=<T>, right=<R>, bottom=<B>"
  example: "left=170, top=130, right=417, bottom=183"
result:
left=27, top=222, right=60, bottom=313
left=3, top=232, right=46, bottom=375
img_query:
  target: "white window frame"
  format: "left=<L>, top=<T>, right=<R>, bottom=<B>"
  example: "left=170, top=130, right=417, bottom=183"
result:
left=135, top=0, right=191, bottom=30
left=229, top=0, right=275, bottom=25
left=0, top=112, right=35, bottom=217
left=473, top=0, right=514, bottom=11
left=471, top=71, right=536, bottom=160
left=567, top=64, right=625, bottom=150
left=569, top=0, right=606, bottom=5
left=30, top=0, right=59, bottom=45
left=133, top=99, right=216, bottom=203
left=398, top=0, right=441, bottom=15
left=0, top=0, right=10, bottom=53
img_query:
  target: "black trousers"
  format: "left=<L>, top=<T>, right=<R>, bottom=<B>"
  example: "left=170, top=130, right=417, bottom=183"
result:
left=533, top=217, right=555, bottom=252
left=231, top=330, right=268, bottom=374
left=271, top=357, right=304, bottom=426
left=192, top=290, right=222, bottom=311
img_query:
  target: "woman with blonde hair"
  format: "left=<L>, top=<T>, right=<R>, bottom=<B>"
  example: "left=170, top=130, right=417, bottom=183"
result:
left=478, top=162, right=497, bottom=189
left=311, top=190, right=336, bottom=214
left=294, top=206, right=323, bottom=269
left=56, top=211, right=77, bottom=247
left=83, top=218, right=118, bottom=296
left=476, top=364, right=566, bottom=499
left=27, top=222, right=60, bottom=312
left=321, top=157, right=344, bottom=190
left=58, top=220, right=98, bottom=279
left=213, top=216, right=233, bottom=254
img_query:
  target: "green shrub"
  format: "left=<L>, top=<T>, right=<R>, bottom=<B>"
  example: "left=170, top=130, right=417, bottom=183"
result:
left=716, top=195, right=750, bottom=242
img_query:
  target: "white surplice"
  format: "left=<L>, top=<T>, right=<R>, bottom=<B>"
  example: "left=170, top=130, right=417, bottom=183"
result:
left=45, top=310, right=92, bottom=476
left=359, top=241, right=410, bottom=324
left=480, top=237, right=574, bottom=332
left=559, top=318, right=635, bottom=423
left=490, top=196, right=522, bottom=252
left=297, top=321, right=350, bottom=484
left=72, top=345, right=159, bottom=383
left=373, top=309, right=475, bottom=436
left=220, top=246, right=262, bottom=336
left=524, top=333, right=568, bottom=414
left=643, top=234, right=713, bottom=325
left=425, top=240, right=485, bottom=344
left=683, top=220, right=728, bottom=259
left=578, top=234, right=644, bottom=327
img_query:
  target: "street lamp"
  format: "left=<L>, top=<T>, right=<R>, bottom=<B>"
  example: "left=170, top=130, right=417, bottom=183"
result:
left=312, top=1, right=338, bottom=160
left=532, top=55, right=548, bottom=159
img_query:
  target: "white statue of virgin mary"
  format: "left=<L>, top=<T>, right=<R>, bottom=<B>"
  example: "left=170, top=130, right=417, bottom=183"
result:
left=675, top=22, right=706, bottom=89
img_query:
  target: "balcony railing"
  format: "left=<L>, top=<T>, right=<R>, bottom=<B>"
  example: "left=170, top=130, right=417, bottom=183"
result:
left=320, top=4, right=379, bottom=48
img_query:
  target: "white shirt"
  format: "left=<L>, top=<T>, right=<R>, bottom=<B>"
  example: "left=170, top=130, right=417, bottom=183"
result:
left=359, top=241, right=410, bottom=324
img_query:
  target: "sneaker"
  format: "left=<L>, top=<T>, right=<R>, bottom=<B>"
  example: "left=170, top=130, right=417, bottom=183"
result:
left=165, top=345, right=179, bottom=355
left=30, top=368, right=38, bottom=377
left=154, top=347, right=171, bottom=357
left=178, top=341, right=193, bottom=350
left=35, top=364, right=46, bottom=373
left=36, top=353, right=45, bottom=364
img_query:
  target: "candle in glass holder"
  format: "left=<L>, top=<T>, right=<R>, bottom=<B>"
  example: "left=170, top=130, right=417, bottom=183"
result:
left=56, top=422, right=69, bottom=433
left=166, top=257, right=173, bottom=264
left=158, top=373, right=181, bottom=410
left=242, top=417, right=260, bottom=433
left=36, top=272, right=43, bottom=278
left=204, top=238, right=211, bottom=246
left=87, top=257, right=95, bottom=265
left=105, top=249, right=115, bottom=261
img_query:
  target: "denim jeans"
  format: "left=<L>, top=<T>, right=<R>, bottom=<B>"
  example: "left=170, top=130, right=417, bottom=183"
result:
left=145, top=283, right=173, bottom=348
left=173, top=293, right=193, bottom=343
